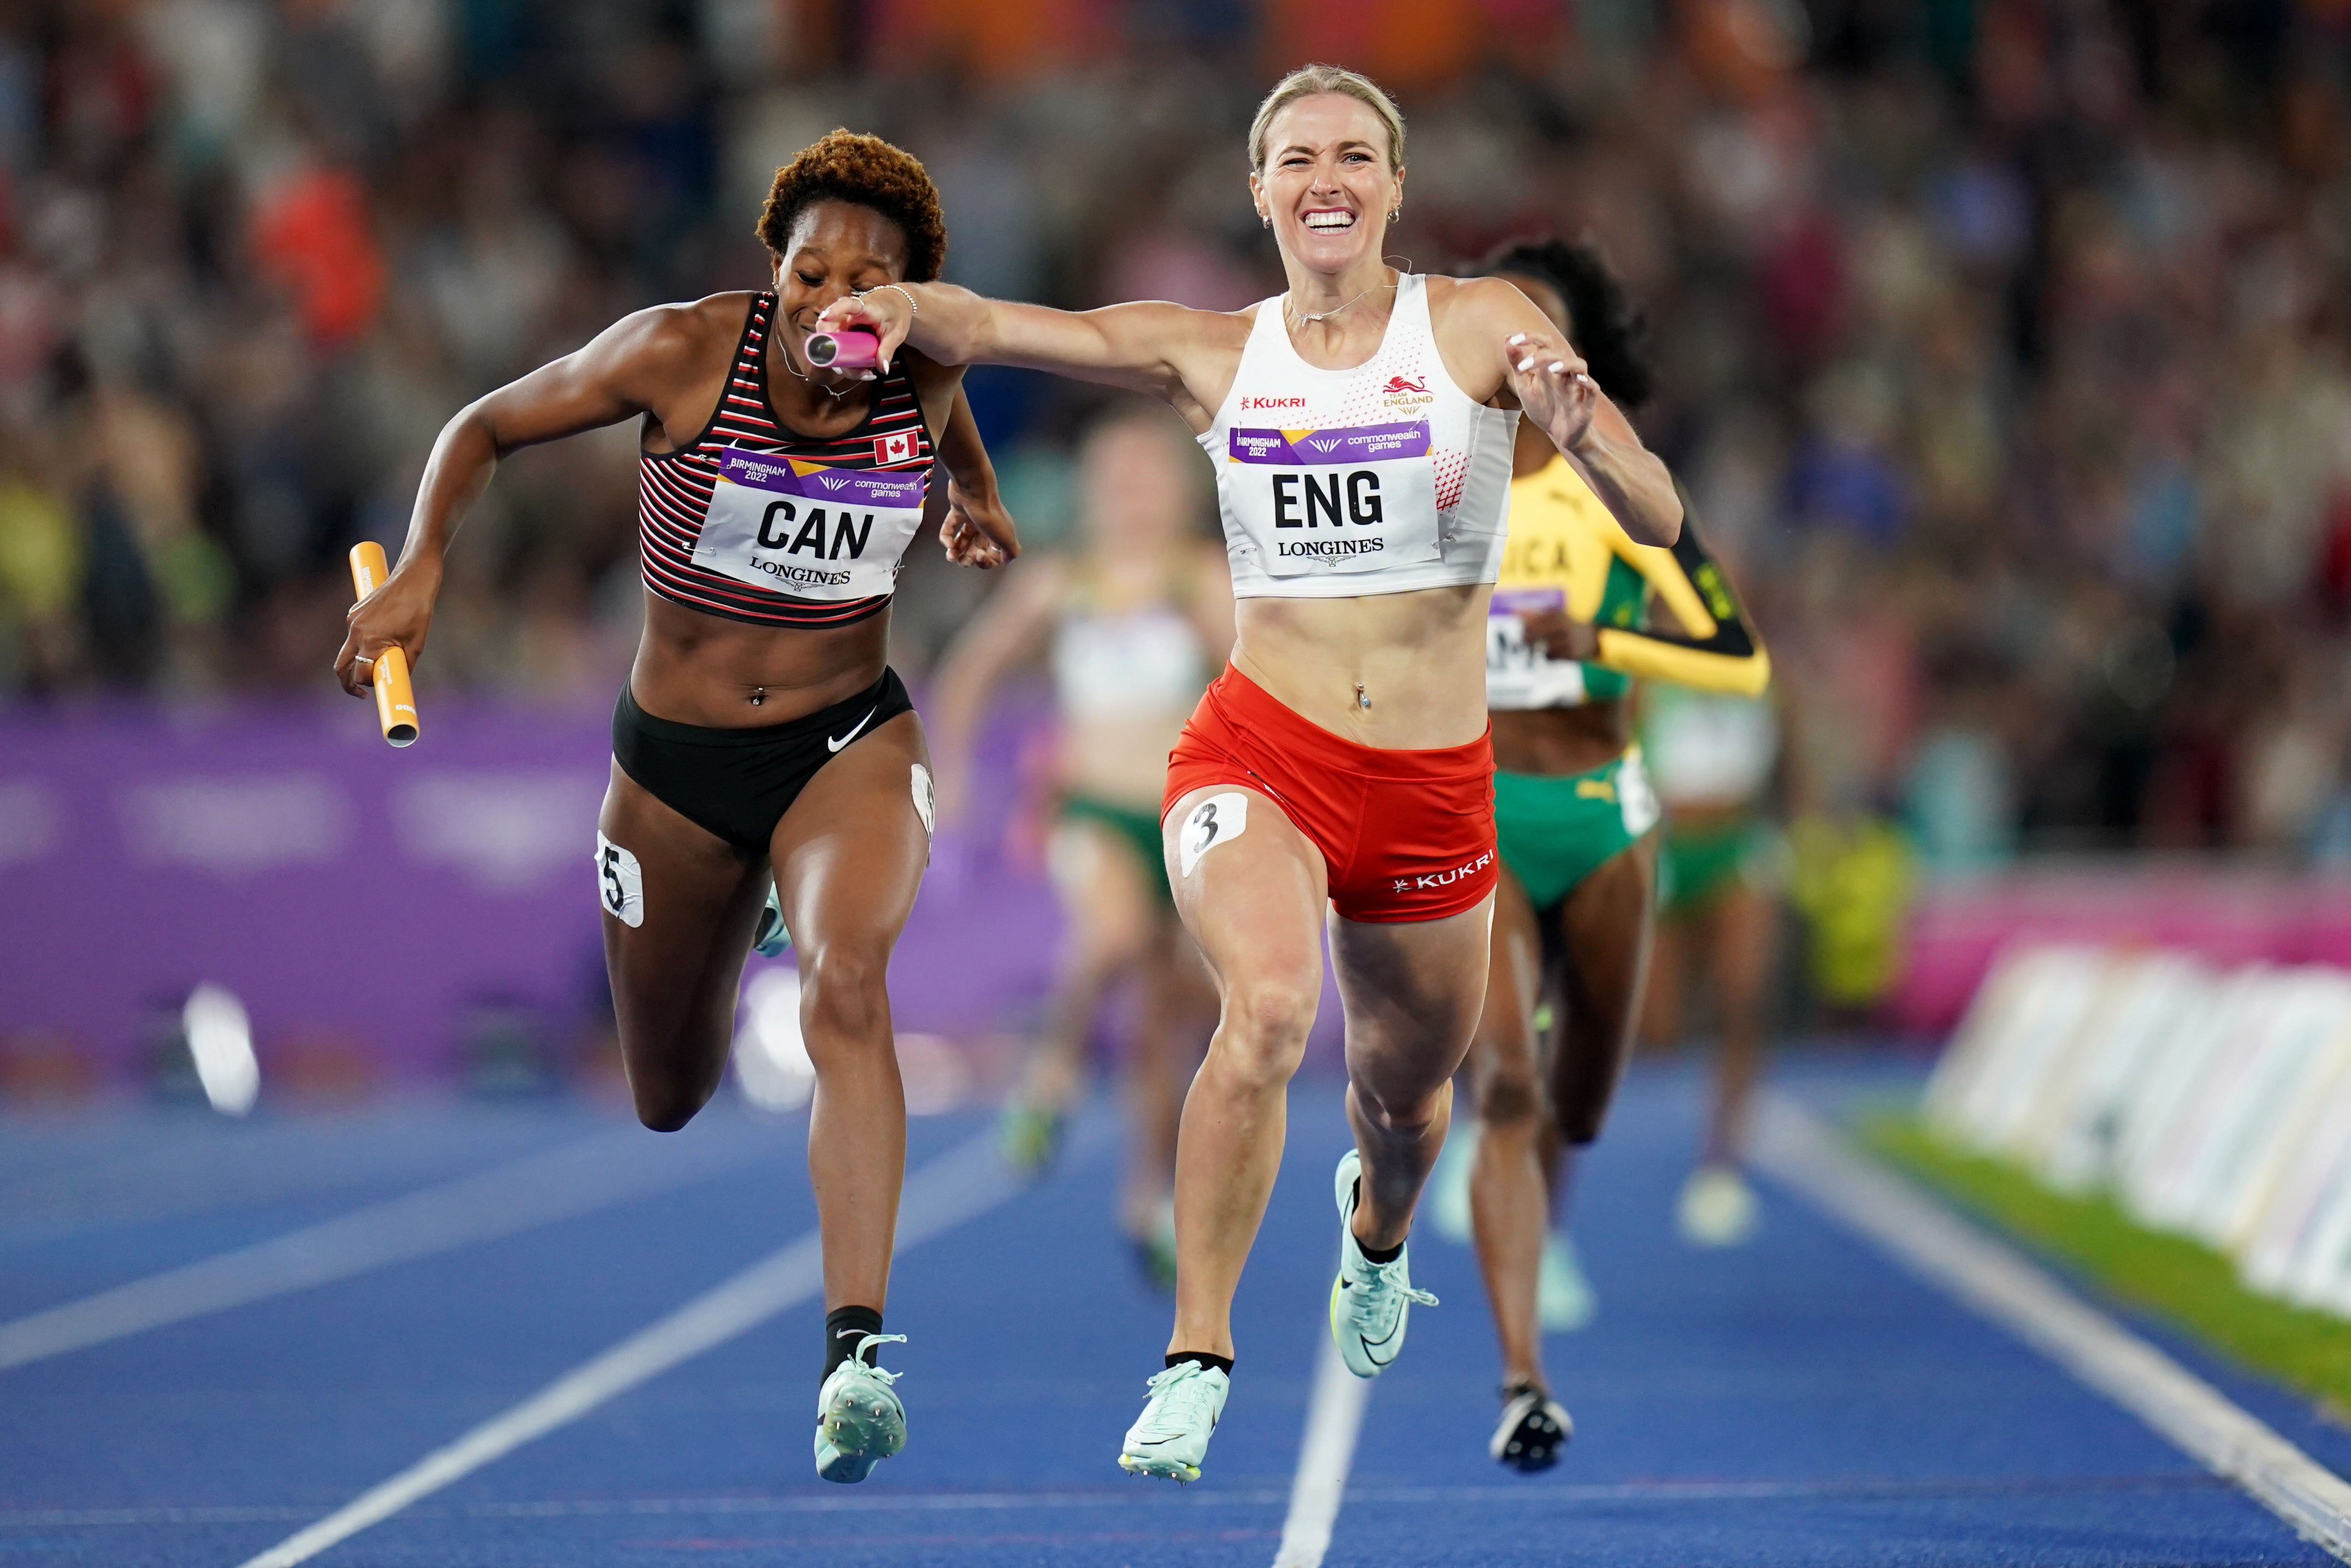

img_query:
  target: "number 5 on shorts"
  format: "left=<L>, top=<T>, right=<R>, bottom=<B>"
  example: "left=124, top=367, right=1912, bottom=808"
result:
left=596, top=832, right=645, bottom=928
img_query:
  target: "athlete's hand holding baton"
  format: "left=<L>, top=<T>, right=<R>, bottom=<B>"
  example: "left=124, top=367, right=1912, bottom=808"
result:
left=338, top=542, right=432, bottom=747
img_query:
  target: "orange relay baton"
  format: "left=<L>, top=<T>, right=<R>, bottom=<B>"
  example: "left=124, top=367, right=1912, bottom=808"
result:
left=347, top=542, right=420, bottom=748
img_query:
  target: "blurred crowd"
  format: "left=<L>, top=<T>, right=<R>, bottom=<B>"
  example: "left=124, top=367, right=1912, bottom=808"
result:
left=1, top=0, right=2349, bottom=868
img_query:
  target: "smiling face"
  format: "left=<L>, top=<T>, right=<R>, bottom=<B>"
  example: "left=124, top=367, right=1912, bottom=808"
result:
left=772, top=199, right=910, bottom=340
left=1250, top=92, right=1403, bottom=279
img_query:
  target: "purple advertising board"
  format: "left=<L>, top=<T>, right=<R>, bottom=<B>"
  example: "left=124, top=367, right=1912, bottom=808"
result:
left=0, top=694, right=1067, bottom=1087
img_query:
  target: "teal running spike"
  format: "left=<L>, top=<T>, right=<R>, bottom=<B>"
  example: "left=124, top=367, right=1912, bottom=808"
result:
left=754, top=879, right=791, bottom=957
left=1117, top=1360, right=1228, bottom=1482
left=1328, top=1148, right=1437, bottom=1378
left=813, top=1332, right=906, bottom=1483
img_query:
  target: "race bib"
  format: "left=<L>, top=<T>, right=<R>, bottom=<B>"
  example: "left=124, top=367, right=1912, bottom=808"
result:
left=1485, top=590, right=1588, bottom=711
left=1225, top=422, right=1439, bottom=577
left=1618, top=748, right=1661, bottom=837
left=690, top=449, right=926, bottom=601
left=1179, top=791, right=1249, bottom=878
left=594, top=833, right=643, bottom=928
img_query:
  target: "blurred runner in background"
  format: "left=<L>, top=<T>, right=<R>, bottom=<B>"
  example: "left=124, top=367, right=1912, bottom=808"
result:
left=1439, top=237, right=1771, bottom=1474
left=930, top=405, right=1234, bottom=1287
left=1638, top=680, right=1783, bottom=1246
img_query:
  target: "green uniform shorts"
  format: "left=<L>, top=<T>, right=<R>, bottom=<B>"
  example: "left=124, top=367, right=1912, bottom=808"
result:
left=1658, top=818, right=1767, bottom=915
left=1061, top=794, right=1173, bottom=904
left=1493, top=748, right=1661, bottom=910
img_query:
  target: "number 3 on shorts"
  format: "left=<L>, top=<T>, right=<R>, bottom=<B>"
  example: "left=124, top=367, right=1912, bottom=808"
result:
left=1179, top=791, right=1249, bottom=879
left=595, top=832, right=645, bottom=928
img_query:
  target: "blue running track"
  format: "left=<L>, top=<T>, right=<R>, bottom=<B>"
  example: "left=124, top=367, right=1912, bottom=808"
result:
left=1, top=1057, right=2345, bottom=1567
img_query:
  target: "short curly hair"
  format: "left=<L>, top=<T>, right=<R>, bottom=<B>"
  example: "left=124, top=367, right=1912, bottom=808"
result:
left=755, top=129, right=947, bottom=283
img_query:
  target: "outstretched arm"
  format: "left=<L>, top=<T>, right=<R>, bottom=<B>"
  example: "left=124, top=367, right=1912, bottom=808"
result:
left=813, top=286, right=1245, bottom=430
left=335, top=303, right=710, bottom=695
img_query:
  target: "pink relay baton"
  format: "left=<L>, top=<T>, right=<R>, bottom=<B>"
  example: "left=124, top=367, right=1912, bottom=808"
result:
left=805, top=324, right=881, bottom=371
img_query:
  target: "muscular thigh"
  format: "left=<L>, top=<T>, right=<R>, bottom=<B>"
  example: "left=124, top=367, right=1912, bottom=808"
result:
left=1556, top=836, right=1656, bottom=1022
left=1328, top=894, right=1495, bottom=1087
left=1549, top=835, right=1656, bottom=1142
left=1470, top=868, right=1545, bottom=1108
left=598, top=762, right=769, bottom=1085
left=773, top=711, right=932, bottom=958
left=1163, top=784, right=1327, bottom=1007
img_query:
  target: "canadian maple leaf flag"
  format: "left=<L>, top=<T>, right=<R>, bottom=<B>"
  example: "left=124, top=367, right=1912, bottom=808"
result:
left=874, top=430, right=917, bottom=464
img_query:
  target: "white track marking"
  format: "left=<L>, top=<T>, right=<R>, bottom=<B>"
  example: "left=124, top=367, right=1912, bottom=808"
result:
left=1272, top=1328, right=1374, bottom=1568
left=1753, top=1092, right=2351, bottom=1564
left=0, top=1123, right=772, bottom=1374
left=0, top=1116, right=544, bottom=1252
left=235, top=1127, right=1038, bottom=1568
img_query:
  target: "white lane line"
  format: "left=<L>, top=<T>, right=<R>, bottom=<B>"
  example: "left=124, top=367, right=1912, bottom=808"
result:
left=0, top=1123, right=772, bottom=1374
left=0, top=1119, right=538, bottom=1254
left=1271, top=1329, right=1373, bottom=1568
left=234, top=1127, right=1039, bottom=1568
left=1753, top=1092, right=2351, bottom=1565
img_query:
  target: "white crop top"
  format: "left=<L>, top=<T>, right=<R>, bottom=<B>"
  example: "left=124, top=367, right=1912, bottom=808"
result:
left=1198, top=274, right=1519, bottom=599
left=1053, top=601, right=1207, bottom=721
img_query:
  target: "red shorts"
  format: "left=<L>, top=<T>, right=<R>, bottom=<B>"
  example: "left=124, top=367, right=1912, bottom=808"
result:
left=1162, top=665, right=1498, bottom=924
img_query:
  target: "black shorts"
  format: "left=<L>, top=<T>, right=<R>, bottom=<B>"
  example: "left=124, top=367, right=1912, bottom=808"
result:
left=611, top=668, right=915, bottom=856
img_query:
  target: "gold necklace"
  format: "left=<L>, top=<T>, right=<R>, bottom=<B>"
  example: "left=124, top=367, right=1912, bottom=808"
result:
left=1284, top=271, right=1397, bottom=327
left=777, top=338, right=859, bottom=401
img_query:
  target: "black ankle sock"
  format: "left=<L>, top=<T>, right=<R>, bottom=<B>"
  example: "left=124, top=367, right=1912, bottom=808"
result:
left=1165, top=1351, right=1234, bottom=1376
left=1347, top=1179, right=1406, bottom=1264
left=824, top=1305, right=884, bottom=1380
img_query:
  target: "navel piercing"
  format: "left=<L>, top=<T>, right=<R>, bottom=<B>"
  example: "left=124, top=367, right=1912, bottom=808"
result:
left=749, top=687, right=766, bottom=707
left=1355, top=682, right=1372, bottom=710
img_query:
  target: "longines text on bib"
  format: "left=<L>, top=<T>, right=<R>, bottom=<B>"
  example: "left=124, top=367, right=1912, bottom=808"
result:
left=690, top=449, right=926, bottom=600
left=1224, top=421, right=1440, bottom=577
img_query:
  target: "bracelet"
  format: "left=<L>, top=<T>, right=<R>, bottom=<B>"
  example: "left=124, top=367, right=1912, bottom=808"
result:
left=867, top=282, right=919, bottom=318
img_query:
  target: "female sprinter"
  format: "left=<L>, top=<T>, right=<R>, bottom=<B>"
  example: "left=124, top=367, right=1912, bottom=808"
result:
left=928, top=405, right=1233, bottom=1286
left=1638, top=678, right=1783, bottom=1244
left=335, top=131, right=1018, bottom=1486
left=1459, top=239, right=1769, bottom=1473
left=814, top=65, right=1682, bottom=1482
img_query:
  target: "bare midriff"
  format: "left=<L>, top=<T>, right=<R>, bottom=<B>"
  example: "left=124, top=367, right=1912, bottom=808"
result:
left=1230, top=585, right=1491, bottom=750
left=629, top=591, right=889, bottom=728
left=1491, top=700, right=1628, bottom=777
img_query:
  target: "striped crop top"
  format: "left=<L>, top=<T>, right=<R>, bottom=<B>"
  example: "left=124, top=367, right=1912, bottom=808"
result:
left=637, top=292, right=934, bottom=629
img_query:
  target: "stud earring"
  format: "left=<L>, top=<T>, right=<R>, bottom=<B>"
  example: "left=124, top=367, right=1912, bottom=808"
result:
left=1260, top=212, right=1270, bottom=227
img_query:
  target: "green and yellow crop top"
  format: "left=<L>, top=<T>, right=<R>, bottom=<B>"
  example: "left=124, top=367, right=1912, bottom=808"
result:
left=1485, top=454, right=1769, bottom=711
